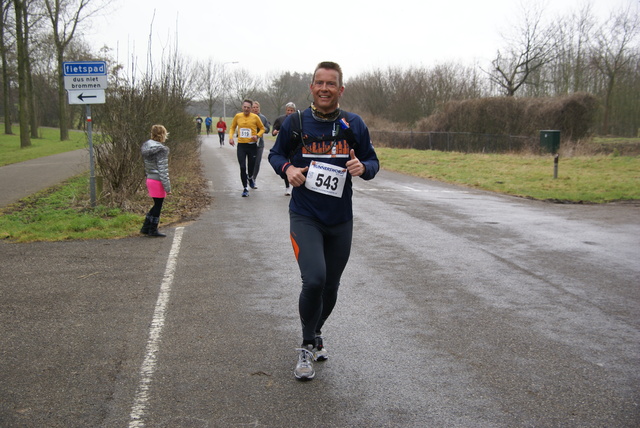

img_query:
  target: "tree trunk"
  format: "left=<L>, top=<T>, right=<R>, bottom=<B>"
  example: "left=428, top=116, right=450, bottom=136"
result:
left=22, top=4, right=38, bottom=139
left=13, top=0, right=30, bottom=148
left=57, top=49, right=68, bottom=140
left=602, top=76, right=615, bottom=135
left=1, top=51, right=10, bottom=135
left=27, top=60, right=38, bottom=138
left=0, top=11, right=12, bottom=135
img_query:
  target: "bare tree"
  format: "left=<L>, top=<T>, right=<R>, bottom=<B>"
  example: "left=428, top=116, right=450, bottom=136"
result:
left=265, top=71, right=311, bottom=118
left=347, top=69, right=389, bottom=118
left=548, top=4, right=596, bottom=95
left=387, top=67, right=429, bottom=123
left=591, top=5, right=640, bottom=134
left=570, top=4, right=596, bottom=93
left=607, top=52, right=640, bottom=136
left=346, top=63, right=485, bottom=125
left=199, top=59, right=221, bottom=116
left=43, top=0, right=102, bottom=140
left=487, top=3, right=557, bottom=96
left=13, top=0, right=30, bottom=147
left=226, top=67, right=259, bottom=113
left=93, top=52, right=199, bottom=208
left=23, top=0, right=45, bottom=138
left=1, top=0, right=14, bottom=135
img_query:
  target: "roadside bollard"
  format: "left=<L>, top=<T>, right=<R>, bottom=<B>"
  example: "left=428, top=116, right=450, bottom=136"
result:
left=553, top=154, right=559, bottom=179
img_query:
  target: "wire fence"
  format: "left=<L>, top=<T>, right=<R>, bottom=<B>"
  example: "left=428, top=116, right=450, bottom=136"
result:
left=371, top=130, right=541, bottom=154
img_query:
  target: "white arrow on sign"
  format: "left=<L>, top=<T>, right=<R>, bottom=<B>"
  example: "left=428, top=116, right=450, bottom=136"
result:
left=67, top=89, right=106, bottom=105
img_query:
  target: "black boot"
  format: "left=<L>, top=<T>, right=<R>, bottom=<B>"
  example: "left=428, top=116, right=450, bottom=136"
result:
left=147, top=216, right=166, bottom=237
left=140, top=214, right=152, bottom=235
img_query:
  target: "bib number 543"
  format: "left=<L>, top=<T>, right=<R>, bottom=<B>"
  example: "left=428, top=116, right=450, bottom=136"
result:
left=305, top=161, right=347, bottom=198
left=315, top=174, right=339, bottom=191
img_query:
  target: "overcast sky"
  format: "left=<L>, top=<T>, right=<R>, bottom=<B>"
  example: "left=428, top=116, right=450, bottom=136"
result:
left=87, top=0, right=633, bottom=78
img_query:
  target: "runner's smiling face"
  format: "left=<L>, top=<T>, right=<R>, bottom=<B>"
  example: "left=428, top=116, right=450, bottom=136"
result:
left=310, top=68, right=344, bottom=114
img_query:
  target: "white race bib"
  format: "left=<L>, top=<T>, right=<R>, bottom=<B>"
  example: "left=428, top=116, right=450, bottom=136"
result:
left=239, top=128, right=252, bottom=139
left=305, top=161, right=347, bottom=198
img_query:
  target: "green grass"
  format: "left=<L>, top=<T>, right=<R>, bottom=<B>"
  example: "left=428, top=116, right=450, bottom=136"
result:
left=376, top=148, right=640, bottom=203
left=0, top=174, right=144, bottom=242
left=1, top=132, right=638, bottom=242
left=591, top=136, right=640, bottom=145
left=0, top=127, right=86, bottom=166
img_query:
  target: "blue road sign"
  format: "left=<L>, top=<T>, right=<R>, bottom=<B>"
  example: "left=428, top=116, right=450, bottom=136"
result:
left=63, top=61, right=107, bottom=76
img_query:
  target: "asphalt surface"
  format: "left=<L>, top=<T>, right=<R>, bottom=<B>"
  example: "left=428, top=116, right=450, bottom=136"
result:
left=1, top=136, right=639, bottom=427
left=0, top=149, right=89, bottom=208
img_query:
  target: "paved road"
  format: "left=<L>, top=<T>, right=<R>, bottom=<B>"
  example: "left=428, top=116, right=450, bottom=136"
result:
left=1, top=136, right=639, bottom=427
left=0, top=149, right=88, bottom=208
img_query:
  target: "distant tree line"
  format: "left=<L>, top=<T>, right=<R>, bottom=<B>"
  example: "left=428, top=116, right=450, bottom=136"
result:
left=346, top=3, right=639, bottom=137
left=192, top=2, right=639, bottom=138
left=1, top=0, right=638, bottom=151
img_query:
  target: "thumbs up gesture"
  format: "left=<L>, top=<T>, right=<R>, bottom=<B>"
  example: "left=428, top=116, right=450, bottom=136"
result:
left=346, top=149, right=365, bottom=177
left=286, top=165, right=309, bottom=187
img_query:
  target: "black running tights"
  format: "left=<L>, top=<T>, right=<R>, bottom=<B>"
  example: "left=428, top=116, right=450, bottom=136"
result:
left=236, top=143, right=257, bottom=189
left=289, top=211, right=353, bottom=343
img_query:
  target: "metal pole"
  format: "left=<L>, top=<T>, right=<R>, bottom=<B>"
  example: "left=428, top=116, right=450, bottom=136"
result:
left=86, top=104, right=96, bottom=207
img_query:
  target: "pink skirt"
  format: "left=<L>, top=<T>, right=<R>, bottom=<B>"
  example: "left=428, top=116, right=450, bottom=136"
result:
left=146, top=179, right=167, bottom=198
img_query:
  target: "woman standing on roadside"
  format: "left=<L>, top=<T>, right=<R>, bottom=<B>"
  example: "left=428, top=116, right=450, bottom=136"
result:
left=140, top=124, right=171, bottom=237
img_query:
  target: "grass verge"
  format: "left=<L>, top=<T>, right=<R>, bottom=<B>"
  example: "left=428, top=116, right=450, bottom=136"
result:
left=1, top=145, right=638, bottom=243
left=0, top=163, right=211, bottom=243
left=375, top=148, right=640, bottom=203
left=0, top=174, right=142, bottom=242
left=0, top=127, right=86, bottom=166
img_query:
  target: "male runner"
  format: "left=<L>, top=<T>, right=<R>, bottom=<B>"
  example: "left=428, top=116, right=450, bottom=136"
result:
left=269, top=62, right=379, bottom=380
left=229, top=100, right=265, bottom=197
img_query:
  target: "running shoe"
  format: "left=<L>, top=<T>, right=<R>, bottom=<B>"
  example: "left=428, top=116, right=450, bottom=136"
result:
left=294, top=344, right=315, bottom=380
left=242, top=188, right=249, bottom=197
left=313, top=336, right=329, bottom=361
left=249, top=178, right=257, bottom=189
left=285, top=187, right=291, bottom=196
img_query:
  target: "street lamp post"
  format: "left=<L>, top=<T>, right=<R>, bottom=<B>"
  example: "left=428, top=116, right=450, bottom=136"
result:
left=222, top=61, right=238, bottom=120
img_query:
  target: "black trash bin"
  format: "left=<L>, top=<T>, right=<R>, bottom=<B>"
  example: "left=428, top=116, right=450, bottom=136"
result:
left=540, top=130, right=561, bottom=153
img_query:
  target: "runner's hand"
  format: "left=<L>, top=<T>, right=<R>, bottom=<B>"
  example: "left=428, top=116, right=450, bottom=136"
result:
left=346, top=149, right=365, bottom=177
left=286, top=166, right=309, bottom=187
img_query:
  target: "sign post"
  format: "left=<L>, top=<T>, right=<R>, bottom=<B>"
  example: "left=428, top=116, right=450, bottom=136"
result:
left=63, top=61, right=107, bottom=207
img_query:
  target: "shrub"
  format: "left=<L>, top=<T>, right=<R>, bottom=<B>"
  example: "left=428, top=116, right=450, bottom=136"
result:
left=92, top=79, right=200, bottom=210
left=418, top=93, right=599, bottom=140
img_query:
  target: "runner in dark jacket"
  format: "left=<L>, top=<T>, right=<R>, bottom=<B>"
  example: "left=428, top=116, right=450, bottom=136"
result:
left=268, top=61, right=379, bottom=381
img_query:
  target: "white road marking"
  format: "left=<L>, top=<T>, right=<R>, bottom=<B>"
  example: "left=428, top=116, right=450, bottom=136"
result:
left=355, top=186, right=470, bottom=194
left=129, top=227, right=185, bottom=428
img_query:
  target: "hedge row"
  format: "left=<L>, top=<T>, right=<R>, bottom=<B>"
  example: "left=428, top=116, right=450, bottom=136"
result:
left=417, top=93, right=598, bottom=141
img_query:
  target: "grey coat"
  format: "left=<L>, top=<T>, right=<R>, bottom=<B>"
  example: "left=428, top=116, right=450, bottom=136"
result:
left=141, top=139, right=171, bottom=193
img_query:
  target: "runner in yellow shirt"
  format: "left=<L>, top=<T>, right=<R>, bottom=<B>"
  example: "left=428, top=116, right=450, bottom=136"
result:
left=229, top=99, right=266, bottom=197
